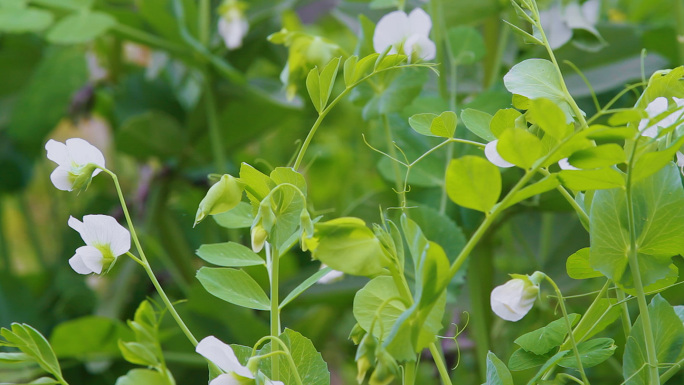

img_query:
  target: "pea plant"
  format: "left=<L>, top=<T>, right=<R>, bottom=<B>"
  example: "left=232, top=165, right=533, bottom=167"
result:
left=1, top=0, right=683, bottom=384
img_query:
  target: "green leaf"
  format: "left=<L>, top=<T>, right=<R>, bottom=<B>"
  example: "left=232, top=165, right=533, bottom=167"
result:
left=270, top=167, right=307, bottom=196
left=408, top=111, right=457, bottom=138
left=485, top=351, right=514, bottom=385
left=585, top=125, right=638, bottom=141
left=497, top=128, right=544, bottom=169
left=446, top=156, right=501, bottom=212
left=196, top=242, right=265, bottom=267
left=118, top=341, right=158, bottom=366
left=306, top=67, right=322, bottom=113
left=31, top=0, right=92, bottom=11
left=362, top=68, right=428, bottom=120
left=490, top=108, right=522, bottom=138
left=196, top=267, right=271, bottom=310
left=566, top=248, right=603, bottom=279
left=306, top=57, right=341, bottom=114
left=353, top=277, right=408, bottom=341
left=623, top=295, right=684, bottom=385
left=239, top=162, right=275, bottom=205
left=1, top=324, right=62, bottom=379
left=631, top=135, right=684, bottom=183
left=502, top=174, right=560, bottom=209
left=590, top=164, right=684, bottom=289
left=116, top=111, right=186, bottom=160
left=558, top=338, right=616, bottom=369
left=257, top=329, right=329, bottom=385
left=503, top=59, right=576, bottom=121
left=525, top=351, right=569, bottom=385
left=460, top=108, right=495, bottom=141
left=447, top=26, right=485, bottom=64
left=213, top=202, right=254, bottom=229
left=514, top=314, right=580, bottom=355
left=49, top=316, right=130, bottom=359
left=375, top=54, right=406, bottom=71
left=508, top=348, right=550, bottom=371
left=565, top=299, right=621, bottom=349
left=115, top=369, right=170, bottom=385
left=0, top=352, right=31, bottom=363
left=46, top=11, right=116, bottom=44
left=559, top=168, right=625, bottom=190
left=347, top=53, right=379, bottom=86
left=304, top=217, right=388, bottom=277
left=528, top=98, right=571, bottom=140
left=0, top=7, right=53, bottom=32
left=343, top=55, right=358, bottom=86
left=279, top=267, right=333, bottom=309
left=568, top=144, right=626, bottom=169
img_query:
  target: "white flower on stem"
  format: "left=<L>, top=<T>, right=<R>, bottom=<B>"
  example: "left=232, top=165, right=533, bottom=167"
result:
left=68, top=215, right=130, bottom=275
left=196, top=336, right=284, bottom=385
left=638, top=97, right=684, bottom=138
left=317, top=264, right=344, bottom=284
left=539, top=0, right=601, bottom=50
left=484, top=140, right=514, bottom=168
left=218, top=0, right=249, bottom=50
left=558, top=158, right=580, bottom=170
left=491, top=276, right=540, bottom=322
left=373, top=8, right=436, bottom=62
left=45, top=138, right=106, bottom=192
left=85, top=50, right=107, bottom=83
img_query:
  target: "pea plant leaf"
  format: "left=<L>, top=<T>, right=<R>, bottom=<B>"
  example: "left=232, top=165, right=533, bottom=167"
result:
left=445, top=155, right=501, bottom=212
left=461, top=108, right=496, bottom=141
left=196, top=242, right=265, bottom=267
left=257, top=329, right=330, bottom=385
left=196, top=267, right=271, bottom=311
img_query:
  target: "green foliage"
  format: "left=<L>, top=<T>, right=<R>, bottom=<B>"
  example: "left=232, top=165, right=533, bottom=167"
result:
left=514, top=314, right=580, bottom=355
left=408, top=111, right=457, bottom=138
left=446, top=155, right=501, bottom=212
left=461, top=109, right=496, bottom=141
left=497, top=127, right=544, bottom=169
left=306, top=57, right=341, bottom=114
left=196, top=267, right=271, bottom=310
left=484, top=352, right=514, bottom=385
left=0, top=324, right=63, bottom=382
left=257, top=329, right=330, bottom=385
left=196, top=242, right=265, bottom=267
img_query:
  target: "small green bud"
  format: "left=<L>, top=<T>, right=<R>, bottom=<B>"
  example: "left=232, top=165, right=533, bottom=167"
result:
left=246, top=356, right=260, bottom=374
left=70, top=163, right=99, bottom=192
left=251, top=225, right=268, bottom=253
left=195, top=174, right=244, bottom=226
left=369, top=350, right=399, bottom=385
left=258, top=199, right=276, bottom=231
left=348, top=323, right=366, bottom=345
left=355, top=333, right=377, bottom=384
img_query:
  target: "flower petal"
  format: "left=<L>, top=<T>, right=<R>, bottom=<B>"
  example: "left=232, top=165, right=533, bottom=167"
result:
left=79, top=215, right=130, bottom=256
left=491, top=279, right=537, bottom=322
left=50, top=167, right=74, bottom=191
left=69, top=253, right=94, bottom=274
left=65, top=138, right=105, bottom=171
left=645, top=97, right=668, bottom=117
left=373, top=11, right=410, bottom=54
left=45, top=140, right=69, bottom=166
left=484, top=140, right=515, bottom=168
left=209, top=374, right=243, bottom=385
left=196, top=336, right=253, bottom=378
left=558, top=158, right=579, bottom=170
left=580, top=0, right=601, bottom=26
left=407, top=8, right=432, bottom=37
left=73, top=245, right=104, bottom=274
left=677, top=152, right=684, bottom=168
left=404, top=34, right=436, bottom=61
left=540, top=2, right=572, bottom=49
left=68, top=216, right=85, bottom=236
left=317, top=267, right=344, bottom=284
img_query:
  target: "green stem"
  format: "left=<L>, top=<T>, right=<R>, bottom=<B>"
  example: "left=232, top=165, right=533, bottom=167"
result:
left=429, top=0, right=448, bottom=99
left=484, top=18, right=510, bottom=89
left=616, top=289, right=632, bottom=338
left=111, top=24, right=190, bottom=57
left=538, top=169, right=589, bottom=225
left=403, top=360, right=416, bottom=385
left=677, top=0, right=684, bottom=65
left=429, top=343, right=453, bottom=385
left=382, top=114, right=407, bottom=208
left=255, top=351, right=304, bottom=385
left=199, top=0, right=210, bottom=47
left=625, top=142, right=660, bottom=385
left=660, top=356, right=684, bottom=383
left=268, top=243, right=281, bottom=380
left=103, top=168, right=198, bottom=347
left=545, top=275, right=590, bottom=385
left=204, top=84, right=228, bottom=173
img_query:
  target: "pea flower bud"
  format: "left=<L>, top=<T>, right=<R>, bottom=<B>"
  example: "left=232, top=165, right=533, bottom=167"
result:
left=45, top=138, right=106, bottom=192
left=369, top=349, right=400, bottom=385
left=195, top=174, right=244, bottom=226
left=490, top=272, right=543, bottom=322
left=251, top=225, right=268, bottom=253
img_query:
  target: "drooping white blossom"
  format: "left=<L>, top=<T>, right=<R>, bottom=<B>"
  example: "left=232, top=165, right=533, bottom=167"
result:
left=539, top=0, right=601, bottom=50
left=484, top=140, right=515, bottom=168
left=491, top=277, right=540, bottom=322
left=218, top=1, right=249, bottom=50
left=45, top=138, right=106, bottom=192
left=68, top=215, right=130, bottom=275
left=196, top=336, right=284, bottom=385
left=317, top=264, right=344, bottom=284
left=558, top=158, right=580, bottom=170
left=373, top=8, right=436, bottom=62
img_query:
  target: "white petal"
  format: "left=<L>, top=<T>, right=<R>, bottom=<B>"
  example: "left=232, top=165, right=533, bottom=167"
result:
left=68, top=216, right=85, bottom=236
left=266, top=380, right=285, bottom=385
left=407, top=8, right=432, bottom=37
left=317, top=268, right=344, bottom=284
left=677, top=152, right=684, bottom=168
left=373, top=11, right=410, bottom=54
left=491, top=279, right=536, bottom=322
left=485, top=140, right=515, bottom=168
left=404, top=34, right=436, bottom=61
left=65, top=138, right=106, bottom=171
left=73, top=245, right=104, bottom=274
left=69, top=253, right=94, bottom=274
left=45, top=140, right=69, bottom=166
left=558, top=158, right=579, bottom=170
left=674, top=97, right=684, bottom=108
left=540, top=2, right=572, bottom=49
left=80, top=215, right=130, bottom=256
left=196, top=336, right=253, bottom=378
left=50, top=167, right=74, bottom=191
left=218, top=17, right=248, bottom=50
left=581, top=0, right=601, bottom=26
left=209, top=374, right=242, bottom=385
left=564, top=1, right=597, bottom=32
left=645, top=97, right=669, bottom=117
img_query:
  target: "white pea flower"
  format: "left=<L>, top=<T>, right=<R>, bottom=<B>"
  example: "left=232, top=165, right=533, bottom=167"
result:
left=45, top=138, right=106, bottom=192
left=558, top=158, right=580, bottom=170
left=68, top=215, right=131, bottom=275
left=491, top=276, right=540, bottom=322
left=539, top=0, right=602, bottom=50
left=484, top=140, right=514, bottom=168
left=196, top=336, right=284, bottom=385
left=638, top=97, right=684, bottom=138
left=317, top=264, right=344, bottom=284
left=373, top=8, right=436, bottom=62
left=218, top=0, right=249, bottom=50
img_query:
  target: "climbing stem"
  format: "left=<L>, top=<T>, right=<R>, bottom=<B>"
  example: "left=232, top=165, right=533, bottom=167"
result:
left=103, top=168, right=198, bottom=347
left=267, top=243, right=281, bottom=380
left=429, top=342, right=453, bottom=385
